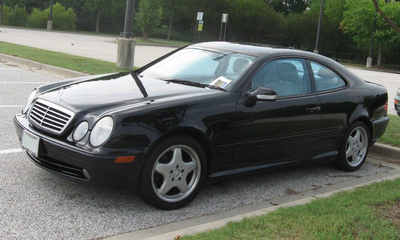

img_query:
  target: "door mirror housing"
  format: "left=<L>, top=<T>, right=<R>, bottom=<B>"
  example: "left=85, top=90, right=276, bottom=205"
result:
left=247, top=87, right=278, bottom=102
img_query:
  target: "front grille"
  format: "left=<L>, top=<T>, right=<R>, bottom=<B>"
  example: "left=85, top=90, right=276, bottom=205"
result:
left=29, top=99, right=74, bottom=134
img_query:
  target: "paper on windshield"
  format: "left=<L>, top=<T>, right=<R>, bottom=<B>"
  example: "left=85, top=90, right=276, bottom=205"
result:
left=210, top=76, right=232, bottom=88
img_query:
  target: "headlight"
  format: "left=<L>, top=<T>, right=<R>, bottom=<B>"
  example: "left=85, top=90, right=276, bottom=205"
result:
left=73, top=121, right=89, bottom=142
left=397, top=88, right=400, bottom=95
left=90, top=116, right=114, bottom=147
left=23, top=89, right=37, bottom=114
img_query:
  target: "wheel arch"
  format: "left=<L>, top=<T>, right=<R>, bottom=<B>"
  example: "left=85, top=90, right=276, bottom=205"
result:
left=348, top=116, right=373, bottom=144
left=144, top=127, right=212, bottom=169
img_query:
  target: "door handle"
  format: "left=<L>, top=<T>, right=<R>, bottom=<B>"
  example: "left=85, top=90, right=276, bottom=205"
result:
left=306, top=106, right=321, bottom=113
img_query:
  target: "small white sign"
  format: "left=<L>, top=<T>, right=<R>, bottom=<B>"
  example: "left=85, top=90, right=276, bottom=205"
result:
left=197, top=12, right=204, bottom=21
left=210, top=76, right=232, bottom=88
left=221, top=13, right=228, bottom=23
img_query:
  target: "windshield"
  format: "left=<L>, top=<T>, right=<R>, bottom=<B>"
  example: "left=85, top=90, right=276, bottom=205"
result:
left=141, top=48, right=257, bottom=90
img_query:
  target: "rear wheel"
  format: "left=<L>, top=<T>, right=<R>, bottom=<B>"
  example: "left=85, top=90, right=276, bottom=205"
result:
left=331, top=122, right=370, bottom=171
left=136, top=135, right=207, bottom=210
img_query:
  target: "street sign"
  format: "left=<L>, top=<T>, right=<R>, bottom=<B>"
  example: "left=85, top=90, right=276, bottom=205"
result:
left=221, top=13, right=228, bottom=23
left=197, top=12, right=203, bottom=21
left=198, top=21, right=204, bottom=31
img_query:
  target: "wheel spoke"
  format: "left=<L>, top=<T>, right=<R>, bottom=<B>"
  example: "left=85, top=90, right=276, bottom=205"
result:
left=155, top=163, right=171, bottom=177
left=158, top=179, right=175, bottom=195
left=346, top=147, right=353, bottom=159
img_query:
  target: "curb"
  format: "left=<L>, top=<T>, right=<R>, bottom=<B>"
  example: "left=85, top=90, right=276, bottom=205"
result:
left=104, top=160, right=400, bottom=240
left=370, top=142, right=400, bottom=162
left=0, top=54, right=87, bottom=78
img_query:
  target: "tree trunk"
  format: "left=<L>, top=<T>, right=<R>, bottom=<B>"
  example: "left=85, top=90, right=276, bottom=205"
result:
left=0, top=2, right=3, bottom=25
left=142, top=28, right=149, bottom=41
left=95, top=9, right=100, bottom=33
left=372, top=0, right=400, bottom=34
left=377, top=43, right=382, bottom=66
left=166, top=18, right=173, bottom=41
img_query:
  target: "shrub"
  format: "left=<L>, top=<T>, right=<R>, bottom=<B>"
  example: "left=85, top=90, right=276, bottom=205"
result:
left=47, top=3, right=77, bottom=31
left=7, top=5, right=29, bottom=27
left=28, top=8, right=47, bottom=29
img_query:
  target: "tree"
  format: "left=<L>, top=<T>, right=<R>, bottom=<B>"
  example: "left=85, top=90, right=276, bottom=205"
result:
left=161, top=0, right=182, bottom=41
left=86, top=0, right=107, bottom=33
left=135, top=0, right=162, bottom=40
left=371, top=0, right=400, bottom=34
left=266, top=0, right=311, bottom=15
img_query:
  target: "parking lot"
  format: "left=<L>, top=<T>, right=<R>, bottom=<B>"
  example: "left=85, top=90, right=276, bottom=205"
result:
left=1, top=60, right=399, bottom=239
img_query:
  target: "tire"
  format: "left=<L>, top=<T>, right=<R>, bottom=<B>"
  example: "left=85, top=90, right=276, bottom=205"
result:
left=331, top=122, right=370, bottom=171
left=136, top=135, right=207, bottom=210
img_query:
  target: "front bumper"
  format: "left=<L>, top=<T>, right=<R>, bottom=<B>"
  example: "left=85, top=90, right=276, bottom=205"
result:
left=14, top=113, right=143, bottom=185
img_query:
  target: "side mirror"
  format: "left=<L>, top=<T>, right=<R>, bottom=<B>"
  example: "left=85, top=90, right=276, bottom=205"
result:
left=247, top=87, right=278, bottom=102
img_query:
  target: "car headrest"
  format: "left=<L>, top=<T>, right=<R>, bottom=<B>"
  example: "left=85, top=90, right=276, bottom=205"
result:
left=233, top=58, right=251, bottom=75
left=317, top=68, right=336, bottom=79
left=276, top=62, right=299, bottom=84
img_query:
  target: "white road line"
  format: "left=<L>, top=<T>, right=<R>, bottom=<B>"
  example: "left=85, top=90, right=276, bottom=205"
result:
left=0, top=148, right=23, bottom=154
left=0, top=82, right=49, bottom=84
left=0, top=105, right=23, bottom=108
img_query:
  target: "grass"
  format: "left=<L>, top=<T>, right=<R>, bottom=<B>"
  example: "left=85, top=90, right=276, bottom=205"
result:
left=0, top=41, right=128, bottom=75
left=184, top=179, right=400, bottom=239
left=134, top=38, right=191, bottom=47
left=379, top=114, right=400, bottom=147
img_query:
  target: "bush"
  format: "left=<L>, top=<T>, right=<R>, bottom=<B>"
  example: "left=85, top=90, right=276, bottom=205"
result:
left=28, top=8, right=47, bottom=29
left=46, top=3, right=77, bottom=31
left=27, top=3, right=76, bottom=31
left=6, top=5, right=29, bottom=27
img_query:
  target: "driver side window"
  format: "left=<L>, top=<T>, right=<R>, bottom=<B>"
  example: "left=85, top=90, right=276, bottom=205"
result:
left=251, top=58, right=311, bottom=97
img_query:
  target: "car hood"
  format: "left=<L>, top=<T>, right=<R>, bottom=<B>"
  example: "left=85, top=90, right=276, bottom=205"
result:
left=37, top=72, right=220, bottom=114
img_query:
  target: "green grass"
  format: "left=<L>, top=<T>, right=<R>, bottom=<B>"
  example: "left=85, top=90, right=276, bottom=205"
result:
left=133, top=38, right=190, bottom=47
left=379, top=114, right=400, bottom=147
left=184, top=179, right=400, bottom=240
left=0, top=41, right=128, bottom=75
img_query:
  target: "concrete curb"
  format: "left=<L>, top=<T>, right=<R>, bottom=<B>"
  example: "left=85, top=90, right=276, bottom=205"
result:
left=104, top=159, right=400, bottom=240
left=0, top=54, right=87, bottom=78
left=370, top=142, right=400, bottom=162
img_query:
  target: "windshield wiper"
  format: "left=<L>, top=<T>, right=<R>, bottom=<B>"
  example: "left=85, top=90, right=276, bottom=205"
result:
left=131, top=71, right=148, bottom=98
left=164, top=79, right=226, bottom=91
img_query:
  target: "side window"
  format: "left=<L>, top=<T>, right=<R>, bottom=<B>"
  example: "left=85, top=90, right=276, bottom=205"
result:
left=251, top=58, right=311, bottom=97
left=310, top=62, right=346, bottom=91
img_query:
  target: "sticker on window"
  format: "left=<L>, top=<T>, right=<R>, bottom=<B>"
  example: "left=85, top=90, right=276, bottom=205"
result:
left=210, top=76, right=232, bottom=88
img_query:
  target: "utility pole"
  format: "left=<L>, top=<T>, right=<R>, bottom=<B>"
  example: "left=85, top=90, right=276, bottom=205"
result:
left=367, top=1, right=378, bottom=68
left=117, top=0, right=136, bottom=70
left=47, top=0, right=54, bottom=30
left=314, top=0, right=324, bottom=54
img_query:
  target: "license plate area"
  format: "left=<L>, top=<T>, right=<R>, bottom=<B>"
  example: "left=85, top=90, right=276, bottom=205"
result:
left=22, top=130, right=40, bottom=157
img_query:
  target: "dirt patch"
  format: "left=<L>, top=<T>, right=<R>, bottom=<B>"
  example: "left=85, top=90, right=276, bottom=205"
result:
left=377, top=200, right=400, bottom=233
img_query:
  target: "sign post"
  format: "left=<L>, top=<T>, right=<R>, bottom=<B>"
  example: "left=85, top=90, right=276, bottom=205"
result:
left=194, top=12, right=203, bottom=42
left=219, top=13, right=228, bottom=41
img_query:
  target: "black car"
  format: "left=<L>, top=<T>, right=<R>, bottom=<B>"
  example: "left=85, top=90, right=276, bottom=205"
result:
left=395, top=87, right=400, bottom=116
left=14, top=42, right=389, bottom=209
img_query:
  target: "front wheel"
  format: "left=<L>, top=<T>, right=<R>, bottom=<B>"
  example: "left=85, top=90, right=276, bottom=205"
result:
left=136, top=135, right=207, bottom=210
left=331, top=122, right=370, bottom=171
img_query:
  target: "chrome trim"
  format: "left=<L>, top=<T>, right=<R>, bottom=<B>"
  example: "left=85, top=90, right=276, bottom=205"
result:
left=29, top=99, right=74, bottom=134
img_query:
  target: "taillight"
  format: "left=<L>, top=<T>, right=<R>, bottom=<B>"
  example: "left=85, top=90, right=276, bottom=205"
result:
left=384, top=101, right=388, bottom=112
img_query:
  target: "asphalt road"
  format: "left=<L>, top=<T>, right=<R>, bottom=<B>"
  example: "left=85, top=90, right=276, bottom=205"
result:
left=0, top=62, right=395, bottom=239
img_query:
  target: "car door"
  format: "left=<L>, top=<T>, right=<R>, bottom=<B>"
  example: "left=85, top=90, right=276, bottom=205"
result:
left=232, top=58, right=321, bottom=168
left=307, top=60, right=350, bottom=158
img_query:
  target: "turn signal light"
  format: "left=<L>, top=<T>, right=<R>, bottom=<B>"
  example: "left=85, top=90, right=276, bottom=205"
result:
left=114, top=156, right=135, bottom=164
left=395, top=99, right=399, bottom=104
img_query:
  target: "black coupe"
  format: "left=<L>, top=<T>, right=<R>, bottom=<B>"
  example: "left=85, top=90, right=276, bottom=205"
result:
left=14, top=42, right=389, bottom=209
